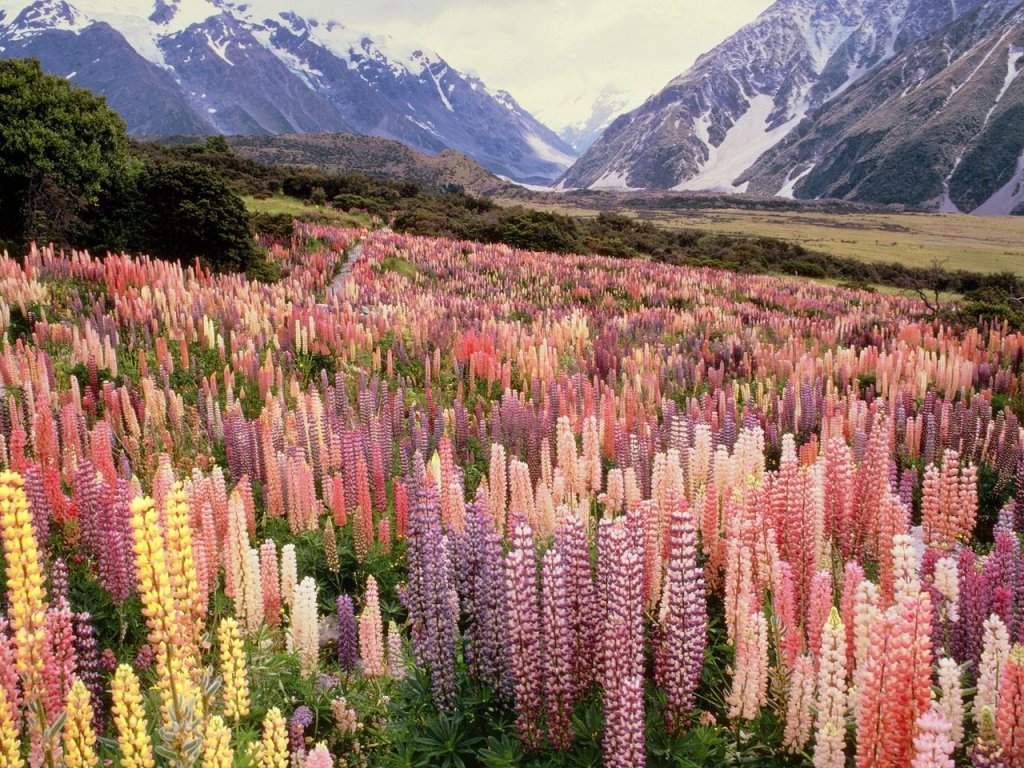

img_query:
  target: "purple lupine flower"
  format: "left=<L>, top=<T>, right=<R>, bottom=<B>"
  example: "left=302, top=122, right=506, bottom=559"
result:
left=134, top=643, right=155, bottom=671
left=655, top=488, right=706, bottom=734
left=48, top=558, right=69, bottom=603
left=289, top=705, right=314, bottom=757
left=336, top=595, right=358, bottom=674
left=453, top=497, right=506, bottom=691
left=504, top=513, right=543, bottom=749
left=403, top=482, right=457, bottom=709
left=541, top=546, right=574, bottom=750
left=556, top=514, right=599, bottom=693
left=23, top=464, right=49, bottom=546
left=953, top=548, right=988, bottom=670
left=600, top=519, right=645, bottom=768
left=73, top=612, right=105, bottom=731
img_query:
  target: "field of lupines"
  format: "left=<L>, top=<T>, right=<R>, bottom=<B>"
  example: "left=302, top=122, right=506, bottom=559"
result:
left=0, top=223, right=1021, bottom=768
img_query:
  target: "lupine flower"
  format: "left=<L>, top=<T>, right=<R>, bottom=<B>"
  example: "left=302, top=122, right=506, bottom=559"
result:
left=0, top=471, right=54, bottom=763
left=996, top=645, right=1024, bottom=767
left=330, top=697, right=359, bottom=737
left=358, top=576, right=386, bottom=676
left=655, top=488, right=706, bottom=733
left=260, top=540, right=281, bottom=625
left=601, top=519, right=645, bottom=768
left=911, top=708, right=956, bottom=768
left=256, top=707, right=288, bottom=768
left=290, top=577, right=319, bottom=677
left=404, top=482, right=456, bottom=708
left=387, top=620, right=406, bottom=680
left=305, top=743, right=333, bottom=768
left=0, top=683, right=23, bottom=768
left=813, top=608, right=847, bottom=768
left=111, top=665, right=155, bottom=768
left=977, top=615, right=1011, bottom=715
left=280, top=543, right=298, bottom=608
left=323, top=518, right=339, bottom=573
left=72, top=612, right=104, bottom=732
left=202, top=715, right=233, bottom=768
left=541, top=546, right=575, bottom=750
left=218, top=616, right=250, bottom=720
left=935, top=657, right=964, bottom=748
left=504, top=513, right=543, bottom=747
left=336, top=594, right=358, bottom=673
left=62, top=679, right=97, bottom=768
left=129, top=495, right=201, bottom=732
left=783, top=654, right=815, bottom=753
left=289, top=705, right=313, bottom=757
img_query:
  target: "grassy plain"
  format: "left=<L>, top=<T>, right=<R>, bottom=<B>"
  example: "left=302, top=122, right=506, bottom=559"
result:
left=518, top=200, right=1024, bottom=275
left=243, top=194, right=371, bottom=227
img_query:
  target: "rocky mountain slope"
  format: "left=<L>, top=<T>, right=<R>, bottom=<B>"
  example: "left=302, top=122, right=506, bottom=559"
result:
left=0, top=0, right=577, bottom=183
left=559, top=0, right=1024, bottom=213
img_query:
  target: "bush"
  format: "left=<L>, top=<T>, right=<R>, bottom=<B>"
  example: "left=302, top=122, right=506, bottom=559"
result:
left=131, top=161, right=258, bottom=272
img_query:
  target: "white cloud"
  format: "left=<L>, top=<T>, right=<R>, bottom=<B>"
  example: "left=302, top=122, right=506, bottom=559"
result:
left=263, top=0, right=775, bottom=131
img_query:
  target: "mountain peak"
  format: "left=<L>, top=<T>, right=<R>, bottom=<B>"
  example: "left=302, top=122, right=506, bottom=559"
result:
left=0, top=0, right=577, bottom=182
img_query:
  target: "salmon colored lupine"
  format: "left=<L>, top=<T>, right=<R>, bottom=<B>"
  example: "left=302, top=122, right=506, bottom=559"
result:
left=996, top=645, right=1024, bottom=767
left=358, top=576, right=385, bottom=677
left=110, top=665, right=155, bottom=768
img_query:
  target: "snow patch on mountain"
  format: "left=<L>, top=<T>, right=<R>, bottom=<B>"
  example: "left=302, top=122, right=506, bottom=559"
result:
left=525, top=134, right=575, bottom=168
left=676, top=95, right=804, bottom=192
left=974, top=149, right=1024, bottom=214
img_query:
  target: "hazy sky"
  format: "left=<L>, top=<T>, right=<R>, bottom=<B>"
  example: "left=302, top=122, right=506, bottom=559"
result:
left=299, top=0, right=775, bottom=130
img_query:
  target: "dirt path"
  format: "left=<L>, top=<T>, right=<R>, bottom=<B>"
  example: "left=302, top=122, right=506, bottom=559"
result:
left=327, top=240, right=365, bottom=296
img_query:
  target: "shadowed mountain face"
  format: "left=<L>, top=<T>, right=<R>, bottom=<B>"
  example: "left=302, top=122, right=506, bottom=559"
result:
left=559, top=0, right=1024, bottom=213
left=0, top=0, right=577, bottom=184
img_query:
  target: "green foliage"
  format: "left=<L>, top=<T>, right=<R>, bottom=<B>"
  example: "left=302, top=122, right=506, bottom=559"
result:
left=128, top=161, right=258, bottom=272
left=0, top=59, right=129, bottom=245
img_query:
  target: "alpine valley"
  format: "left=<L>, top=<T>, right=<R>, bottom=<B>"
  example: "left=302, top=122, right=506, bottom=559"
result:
left=559, top=0, right=1024, bottom=214
left=0, top=0, right=577, bottom=183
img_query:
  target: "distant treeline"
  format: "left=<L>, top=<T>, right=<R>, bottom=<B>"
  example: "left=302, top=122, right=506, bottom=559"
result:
left=158, top=142, right=1024, bottom=328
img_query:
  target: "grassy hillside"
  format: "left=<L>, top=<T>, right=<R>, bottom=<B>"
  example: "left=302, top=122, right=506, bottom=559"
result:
left=224, top=133, right=513, bottom=196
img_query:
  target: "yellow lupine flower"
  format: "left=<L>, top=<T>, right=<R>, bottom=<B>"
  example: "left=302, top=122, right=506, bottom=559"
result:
left=129, top=496, right=201, bottom=729
left=0, top=472, right=52, bottom=763
left=203, top=715, right=234, bottom=768
left=0, top=684, right=24, bottom=768
left=163, top=483, right=204, bottom=646
left=111, top=665, right=155, bottom=768
left=255, top=707, right=288, bottom=768
left=62, top=680, right=97, bottom=768
left=217, top=617, right=250, bottom=721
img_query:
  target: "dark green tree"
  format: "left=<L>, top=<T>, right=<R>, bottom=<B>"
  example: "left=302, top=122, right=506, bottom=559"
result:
left=133, top=161, right=257, bottom=272
left=0, top=58, right=128, bottom=247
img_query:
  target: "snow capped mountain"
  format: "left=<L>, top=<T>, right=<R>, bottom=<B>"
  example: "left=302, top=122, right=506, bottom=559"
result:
left=0, top=0, right=577, bottom=183
left=552, top=86, right=635, bottom=153
left=559, top=0, right=1024, bottom=211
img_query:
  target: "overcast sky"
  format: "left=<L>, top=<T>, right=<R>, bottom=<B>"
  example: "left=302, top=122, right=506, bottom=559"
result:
left=296, top=0, right=776, bottom=131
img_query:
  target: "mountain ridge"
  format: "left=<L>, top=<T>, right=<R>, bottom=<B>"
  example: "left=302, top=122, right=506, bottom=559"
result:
left=559, top=0, right=1024, bottom=213
left=0, top=0, right=577, bottom=183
